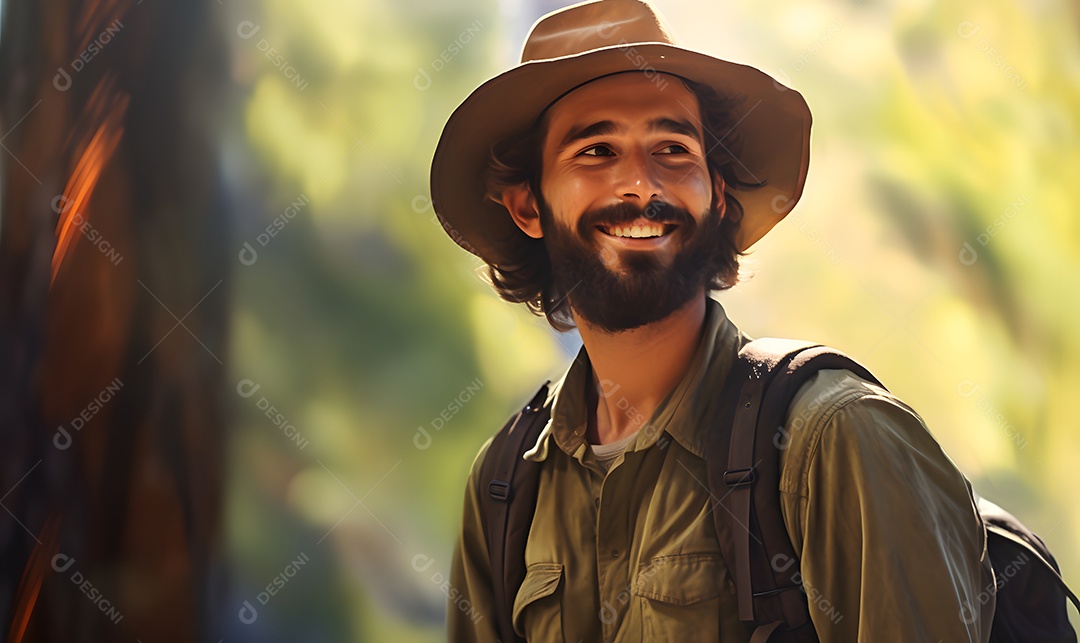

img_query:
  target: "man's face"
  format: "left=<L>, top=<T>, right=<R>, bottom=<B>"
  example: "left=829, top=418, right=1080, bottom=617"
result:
left=535, top=71, right=727, bottom=333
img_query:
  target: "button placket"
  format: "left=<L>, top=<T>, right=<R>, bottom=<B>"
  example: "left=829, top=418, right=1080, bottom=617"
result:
left=594, top=465, right=631, bottom=640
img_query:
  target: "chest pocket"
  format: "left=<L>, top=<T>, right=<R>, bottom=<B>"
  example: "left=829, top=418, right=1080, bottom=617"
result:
left=512, top=562, right=564, bottom=639
left=633, top=553, right=728, bottom=641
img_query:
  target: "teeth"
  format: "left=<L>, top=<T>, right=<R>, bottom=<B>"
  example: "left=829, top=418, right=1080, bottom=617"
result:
left=606, top=223, right=665, bottom=238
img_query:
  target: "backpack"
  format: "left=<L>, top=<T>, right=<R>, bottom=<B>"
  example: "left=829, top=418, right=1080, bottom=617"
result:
left=476, top=338, right=1080, bottom=642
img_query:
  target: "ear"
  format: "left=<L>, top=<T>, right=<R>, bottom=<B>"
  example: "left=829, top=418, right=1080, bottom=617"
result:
left=501, top=183, right=543, bottom=239
left=711, top=170, right=728, bottom=221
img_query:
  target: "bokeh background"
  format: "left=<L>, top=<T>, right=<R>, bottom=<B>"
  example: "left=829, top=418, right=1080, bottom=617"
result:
left=223, top=0, right=1080, bottom=638
left=2, top=0, right=1078, bottom=640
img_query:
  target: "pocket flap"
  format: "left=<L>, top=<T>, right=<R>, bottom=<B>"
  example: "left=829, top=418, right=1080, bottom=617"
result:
left=512, top=563, right=563, bottom=636
left=632, top=554, right=727, bottom=606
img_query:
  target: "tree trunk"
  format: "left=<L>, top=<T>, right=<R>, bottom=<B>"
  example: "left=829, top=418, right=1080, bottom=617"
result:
left=0, top=1, right=229, bottom=641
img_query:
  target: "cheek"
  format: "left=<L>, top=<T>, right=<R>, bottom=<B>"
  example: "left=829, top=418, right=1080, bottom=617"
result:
left=543, top=172, right=601, bottom=225
left=670, top=166, right=713, bottom=211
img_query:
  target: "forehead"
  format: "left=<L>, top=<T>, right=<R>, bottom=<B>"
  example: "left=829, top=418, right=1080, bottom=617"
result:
left=541, top=72, right=702, bottom=143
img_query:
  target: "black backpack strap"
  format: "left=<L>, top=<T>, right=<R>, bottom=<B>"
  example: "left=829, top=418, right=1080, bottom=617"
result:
left=709, top=338, right=881, bottom=642
left=477, top=381, right=552, bottom=643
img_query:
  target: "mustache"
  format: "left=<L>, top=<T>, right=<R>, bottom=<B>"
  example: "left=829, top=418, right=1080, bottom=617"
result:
left=576, top=200, right=696, bottom=236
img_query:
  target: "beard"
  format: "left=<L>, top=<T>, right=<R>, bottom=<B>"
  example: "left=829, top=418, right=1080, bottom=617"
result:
left=538, top=196, right=729, bottom=334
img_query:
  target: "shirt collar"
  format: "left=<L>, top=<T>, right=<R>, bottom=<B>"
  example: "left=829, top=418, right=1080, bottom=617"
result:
left=523, top=296, right=743, bottom=463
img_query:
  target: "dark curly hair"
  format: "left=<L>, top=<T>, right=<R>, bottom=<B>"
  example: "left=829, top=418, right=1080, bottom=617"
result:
left=483, top=74, right=763, bottom=331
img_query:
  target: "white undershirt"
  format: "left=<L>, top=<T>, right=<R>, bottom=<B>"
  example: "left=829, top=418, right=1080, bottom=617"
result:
left=589, top=429, right=641, bottom=471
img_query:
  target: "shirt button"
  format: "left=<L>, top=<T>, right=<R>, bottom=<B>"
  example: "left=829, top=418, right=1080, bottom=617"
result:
left=611, top=549, right=620, bottom=558
left=594, top=497, right=600, bottom=509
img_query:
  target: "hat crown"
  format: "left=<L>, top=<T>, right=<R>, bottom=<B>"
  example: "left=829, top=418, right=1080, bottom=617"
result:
left=520, top=0, right=677, bottom=63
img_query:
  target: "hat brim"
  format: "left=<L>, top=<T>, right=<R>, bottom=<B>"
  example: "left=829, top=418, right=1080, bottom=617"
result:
left=430, top=42, right=812, bottom=266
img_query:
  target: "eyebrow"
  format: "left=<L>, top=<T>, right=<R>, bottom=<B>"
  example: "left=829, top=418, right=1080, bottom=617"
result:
left=557, top=117, right=702, bottom=152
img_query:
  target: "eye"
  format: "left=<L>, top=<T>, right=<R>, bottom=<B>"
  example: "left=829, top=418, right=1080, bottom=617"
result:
left=579, top=144, right=614, bottom=157
left=658, top=144, right=690, bottom=154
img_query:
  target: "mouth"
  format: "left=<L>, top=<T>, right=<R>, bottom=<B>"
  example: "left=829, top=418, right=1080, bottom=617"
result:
left=596, top=218, right=679, bottom=240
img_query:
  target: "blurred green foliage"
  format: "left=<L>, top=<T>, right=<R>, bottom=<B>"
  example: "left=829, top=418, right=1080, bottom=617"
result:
left=222, top=0, right=1080, bottom=639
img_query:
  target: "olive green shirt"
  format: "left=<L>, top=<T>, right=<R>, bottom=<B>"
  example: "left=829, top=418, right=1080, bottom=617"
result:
left=450, top=297, right=995, bottom=642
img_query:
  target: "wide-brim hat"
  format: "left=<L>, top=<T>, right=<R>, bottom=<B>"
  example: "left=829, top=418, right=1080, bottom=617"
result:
left=430, top=0, right=812, bottom=267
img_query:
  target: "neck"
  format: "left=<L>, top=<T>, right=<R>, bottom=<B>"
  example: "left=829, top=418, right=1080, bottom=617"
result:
left=577, top=290, right=708, bottom=445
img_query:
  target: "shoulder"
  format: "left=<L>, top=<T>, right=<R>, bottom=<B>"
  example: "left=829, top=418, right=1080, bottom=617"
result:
left=785, top=367, right=901, bottom=435
left=469, top=435, right=497, bottom=478
left=466, top=389, right=537, bottom=483
left=462, top=380, right=551, bottom=493
left=778, top=368, right=951, bottom=496
left=460, top=435, right=497, bottom=505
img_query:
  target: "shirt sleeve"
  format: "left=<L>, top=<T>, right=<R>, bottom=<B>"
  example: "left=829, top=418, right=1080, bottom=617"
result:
left=780, top=370, right=996, bottom=643
left=448, top=437, right=501, bottom=643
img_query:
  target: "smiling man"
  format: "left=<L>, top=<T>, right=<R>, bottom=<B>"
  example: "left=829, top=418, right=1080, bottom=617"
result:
left=430, top=1, right=995, bottom=642
left=504, top=72, right=729, bottom=338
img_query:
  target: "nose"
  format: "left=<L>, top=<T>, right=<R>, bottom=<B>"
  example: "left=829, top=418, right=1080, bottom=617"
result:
left=614, top=148, right=663, bottom=202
